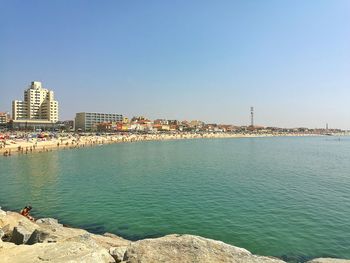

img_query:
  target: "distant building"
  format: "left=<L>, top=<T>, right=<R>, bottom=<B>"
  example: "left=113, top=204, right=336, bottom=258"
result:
left=168, top=120, right=179, bottom=126
left=10, top=81, right=59, bottom=130
left=189, top=120, right=204, bottom=128
left=154, top=119, right=168, bottom=125
left=152, top=124, right=170, bottom=131
left=122, top=117, right=129, bottom=124
left=0, top=112, right=10, bottom=124
left=131, top=116, right=147, bottom=122
left=56, top=120, right=75, bottom=131
left=75, top=112, right=123, bottom=131
left=96, top=122, right=115, bottom=132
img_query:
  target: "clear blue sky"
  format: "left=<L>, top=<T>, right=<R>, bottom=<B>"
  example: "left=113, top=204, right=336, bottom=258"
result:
left=1, top=0, right=349, bottom=129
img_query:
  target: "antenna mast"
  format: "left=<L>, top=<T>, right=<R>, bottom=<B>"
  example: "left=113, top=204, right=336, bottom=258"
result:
left=250, top=107, right=254, bottom=127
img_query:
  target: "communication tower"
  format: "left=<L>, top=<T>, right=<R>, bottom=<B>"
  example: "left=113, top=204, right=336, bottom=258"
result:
left=250, top=107, right=254, bottom=127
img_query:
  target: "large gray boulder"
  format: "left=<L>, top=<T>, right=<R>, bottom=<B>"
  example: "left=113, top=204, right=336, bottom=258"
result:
left=91, top=232, right=131, bottom=250
left=307, top=259, right=350, bottom=263
left=9, top=225, right=34, bottom=245
left=123, top=234, right=286, bottom=263
left=0, top=211, right=37, bottom=236
left=0, top=211, right=38, bottom=242
left=26, top=229, right=54, bottom=245
left=7, top=217, right=38, bottom=245
left=0, top=241, right=115, bottom=263
left=64, top=233, right=100, bottom=248
left=36, top=218, right=63, bottom=227
left=109, top=246, right=128, bottom=262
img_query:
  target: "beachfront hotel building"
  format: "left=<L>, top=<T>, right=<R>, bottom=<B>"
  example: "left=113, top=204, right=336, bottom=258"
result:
left=11, top=81, right=59, bottom=130
left=75, top=112, right=123, bottom=131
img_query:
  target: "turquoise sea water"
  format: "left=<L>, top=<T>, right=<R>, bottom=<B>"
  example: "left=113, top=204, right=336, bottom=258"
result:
left=1, top=136, right=350, bottom=262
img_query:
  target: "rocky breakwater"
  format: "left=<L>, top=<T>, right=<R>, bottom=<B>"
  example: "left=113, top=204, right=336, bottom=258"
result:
left=0, top=207, right=349, bottom=263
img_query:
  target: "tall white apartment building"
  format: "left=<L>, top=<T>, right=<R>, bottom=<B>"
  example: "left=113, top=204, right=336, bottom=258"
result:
left=12, top=81, right=59, bottom=123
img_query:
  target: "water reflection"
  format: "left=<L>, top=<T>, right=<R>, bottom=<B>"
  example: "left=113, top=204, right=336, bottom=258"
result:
left=4, top=152, right=60, bottom=213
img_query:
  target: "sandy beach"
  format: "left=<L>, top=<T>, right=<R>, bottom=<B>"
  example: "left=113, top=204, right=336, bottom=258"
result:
left=0, top=132, right=320, bottom=157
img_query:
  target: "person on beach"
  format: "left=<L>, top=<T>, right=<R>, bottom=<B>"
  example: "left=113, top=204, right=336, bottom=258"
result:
left=20, top=205, right=34, bottom=221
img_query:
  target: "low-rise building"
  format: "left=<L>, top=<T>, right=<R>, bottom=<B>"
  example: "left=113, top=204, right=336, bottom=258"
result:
left=56, top=120, right=75, bottom=131
left=168, top=120, right=180, bottom=126
left=154, top=119, right=168, bottom=125
left=189, top=120, right=204, bottom=128
left=9, top=119, right=58, bottom=131
left=122, top=117, right=129, bottom=124
left=152, top=124, right=170, bottom=131
left=0, top=112, right=10, bottom=124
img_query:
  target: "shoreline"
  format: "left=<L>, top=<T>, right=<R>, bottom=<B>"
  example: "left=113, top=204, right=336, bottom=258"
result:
left=1, top=206, right=349, bottom=263
left=0, top=132, right=328, bottom=157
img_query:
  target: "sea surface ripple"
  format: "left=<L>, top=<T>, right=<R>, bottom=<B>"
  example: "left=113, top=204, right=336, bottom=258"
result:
left=1, top=136, right=350, bottom=262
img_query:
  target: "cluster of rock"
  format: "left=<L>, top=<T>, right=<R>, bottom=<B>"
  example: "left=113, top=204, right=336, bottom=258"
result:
left=0, top=207, right=348, bottom=263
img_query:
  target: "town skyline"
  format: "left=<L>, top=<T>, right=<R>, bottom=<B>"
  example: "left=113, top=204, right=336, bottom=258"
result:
left=0, top=79, right=348, bottom=130
left=1, top=1, right=349, bottom=129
